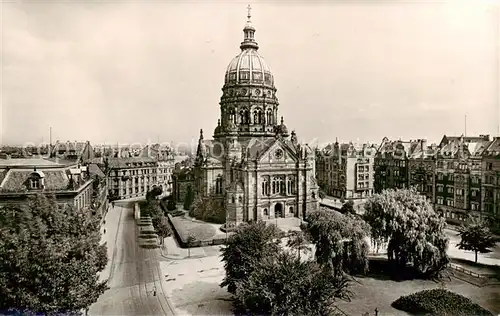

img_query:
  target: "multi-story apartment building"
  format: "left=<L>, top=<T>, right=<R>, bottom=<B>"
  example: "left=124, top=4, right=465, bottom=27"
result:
left=434, top=135, right=491, bottom=223
left=481, top=137, right=500, bottom=225
left=107, top=145, right=175, bottom=201
left=408, top=141, right=438, bottom=201
left=374, top=138, right=420, bottom=193
left=316, top=142, right=377, bottom=200
left=0, top=158, right=99, bottom=211
left=108, top=157, right=158, bottom=200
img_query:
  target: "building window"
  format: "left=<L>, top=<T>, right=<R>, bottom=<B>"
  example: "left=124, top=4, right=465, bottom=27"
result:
left=456, top=189, right=463, bottom=196
left=30, top=178, right=40, bottom=189
left=437, top=197, right=444, bottom=205
left=447, top=187, right=454, bottom=194
left=471, top=190, right=477, bottom=197
left=263, top=208, right=268, bottom=216
left=447, top=199, right=454, bottom=207
left=215, top=177, right=222, bottom=194
left=437, top=186, right=443, bottom=193
left=438, top=173, right=444, bottom=181
left=231, top=195, right=235, bottom=204
left=289, top=207, right=294, bottom=214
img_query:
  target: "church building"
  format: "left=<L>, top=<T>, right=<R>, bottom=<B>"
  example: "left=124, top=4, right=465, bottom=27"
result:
left=194, top=7, right=319, bottom=228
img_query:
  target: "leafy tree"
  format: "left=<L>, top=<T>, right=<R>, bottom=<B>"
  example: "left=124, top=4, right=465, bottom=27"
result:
left=220, top=221, right=281, bottom=294
left=234, top=252, right=353, bottom=316
left=0, top=194, right=108, bottom=315
left=303, top=209, right=370, bottom=276
left=286, top=230, right=311, bottom=261
left=457, top=218, right=497, bottom=263
left=166, top=198, right=177, bottom=211
left=153, top=215, right=171, bottom=243
left=183, top=185, right=194, bottom=211
left=340, top=200, right=356, bottom=215
left=189, top=196, right=225, bottom=224
left=146, top=186, right=163, bottom=202
left=363, top=188, right=449, bottom=278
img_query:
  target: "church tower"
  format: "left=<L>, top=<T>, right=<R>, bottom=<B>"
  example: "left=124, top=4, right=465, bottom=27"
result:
left=214, top=5, right=282, bottom=142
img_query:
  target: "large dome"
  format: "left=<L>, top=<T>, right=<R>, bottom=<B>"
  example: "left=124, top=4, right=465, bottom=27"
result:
left=224, top=49, right=274, bottom=87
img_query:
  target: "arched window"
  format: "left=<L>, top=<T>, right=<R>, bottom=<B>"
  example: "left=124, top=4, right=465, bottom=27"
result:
left=272, top=182, right=276, bottom=194
left=289, top=207, right=294, bottom=214
left=239, top=110, right=245, bottom=124
left=244, top=110, right=250, bottom=124
left=229, top=108, right=236, bottom=124
left=215, top=177, right=222, bottom=194
left=280, top=180, right=285, bottom=194
left=267, top=110, right=272, bottom=124
left=258, top=110, right=263, bottom=124
left=231, top=195, right=235, bottom=203
left=287, top=179, right=291, bottom=195
left=253, top=111, right=258, bottom=124
left=264, top=208, right=269, bottom=216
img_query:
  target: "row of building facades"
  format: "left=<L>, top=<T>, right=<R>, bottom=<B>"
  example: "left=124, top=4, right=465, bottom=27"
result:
left=0, top=141, right=177, bottom=214
left=316, top=135, right=500, bottom=225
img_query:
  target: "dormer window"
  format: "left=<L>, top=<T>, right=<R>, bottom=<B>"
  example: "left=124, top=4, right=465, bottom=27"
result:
left=28, top=170, right=45, bottom=190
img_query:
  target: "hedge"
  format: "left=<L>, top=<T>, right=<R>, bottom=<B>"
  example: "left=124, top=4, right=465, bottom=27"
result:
left=391, top=289, right=493, bottom=316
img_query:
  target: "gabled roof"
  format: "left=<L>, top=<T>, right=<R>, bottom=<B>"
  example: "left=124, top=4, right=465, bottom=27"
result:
left=108, top=157, right=157, bottom=169
left=0, top=165, right=86, bottom=192
left=437, top=135, right=491, bottom=159
left=88, top=163, right=105, bottom=178
left=439, top=135, right=490, bottom=147
left=377, top=138, right=421, bottom=158
left=51, top=141, right=92, bottom=160
left=483, top=137, right=500, bottom=156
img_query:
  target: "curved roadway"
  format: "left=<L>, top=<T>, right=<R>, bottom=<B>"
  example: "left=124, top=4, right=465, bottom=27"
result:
left=90, top=204, right=175, bottom=316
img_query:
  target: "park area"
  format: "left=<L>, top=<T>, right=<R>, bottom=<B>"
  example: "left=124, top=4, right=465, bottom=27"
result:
left=159, top=216, right=500, bottom=316
left=157, top=189, right=500, bottom=315
left=159, top=248, right=500, bottom=316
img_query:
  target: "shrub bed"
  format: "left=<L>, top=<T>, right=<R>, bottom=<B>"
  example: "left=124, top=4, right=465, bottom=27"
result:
left=391, top=289, right=493, bottom=316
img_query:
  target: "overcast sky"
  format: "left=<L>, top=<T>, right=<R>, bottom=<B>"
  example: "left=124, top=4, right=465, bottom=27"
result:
left=1, top=1, right=499, bottom=147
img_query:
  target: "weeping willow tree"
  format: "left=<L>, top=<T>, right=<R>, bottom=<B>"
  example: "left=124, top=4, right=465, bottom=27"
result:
left=302, top=209, right=370, bottom=276
left=364, top=188, right=449, bottom=278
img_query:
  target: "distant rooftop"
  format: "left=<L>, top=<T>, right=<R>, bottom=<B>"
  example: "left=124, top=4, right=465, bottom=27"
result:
left=0, top=158, right=68, bottom=167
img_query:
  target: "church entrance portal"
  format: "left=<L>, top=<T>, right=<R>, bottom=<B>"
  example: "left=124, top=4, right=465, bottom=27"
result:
left=274, top=203, right=283, bottom=218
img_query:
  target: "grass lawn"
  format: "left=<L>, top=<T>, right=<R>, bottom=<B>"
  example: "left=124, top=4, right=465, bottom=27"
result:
left=170, top=216, right=218, bottom=243
left=450, top=257, right=500, bottom=276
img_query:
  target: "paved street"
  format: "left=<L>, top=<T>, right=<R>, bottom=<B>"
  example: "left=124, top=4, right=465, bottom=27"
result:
left=90, top=203, right=175, bottom=316
left=445, top=227, right=500, bottom=266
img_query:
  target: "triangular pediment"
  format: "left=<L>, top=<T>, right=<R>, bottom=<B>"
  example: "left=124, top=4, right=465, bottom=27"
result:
left=258, top=138, right=299, bottom=163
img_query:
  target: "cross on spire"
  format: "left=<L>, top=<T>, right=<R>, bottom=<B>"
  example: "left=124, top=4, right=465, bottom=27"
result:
left=247, top=4, right=252, bottom=22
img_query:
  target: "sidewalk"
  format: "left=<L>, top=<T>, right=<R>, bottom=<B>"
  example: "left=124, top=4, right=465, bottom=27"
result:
left=98, top=204, right=124, bottom=283
left=159, top=236, right=208, bottom=260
